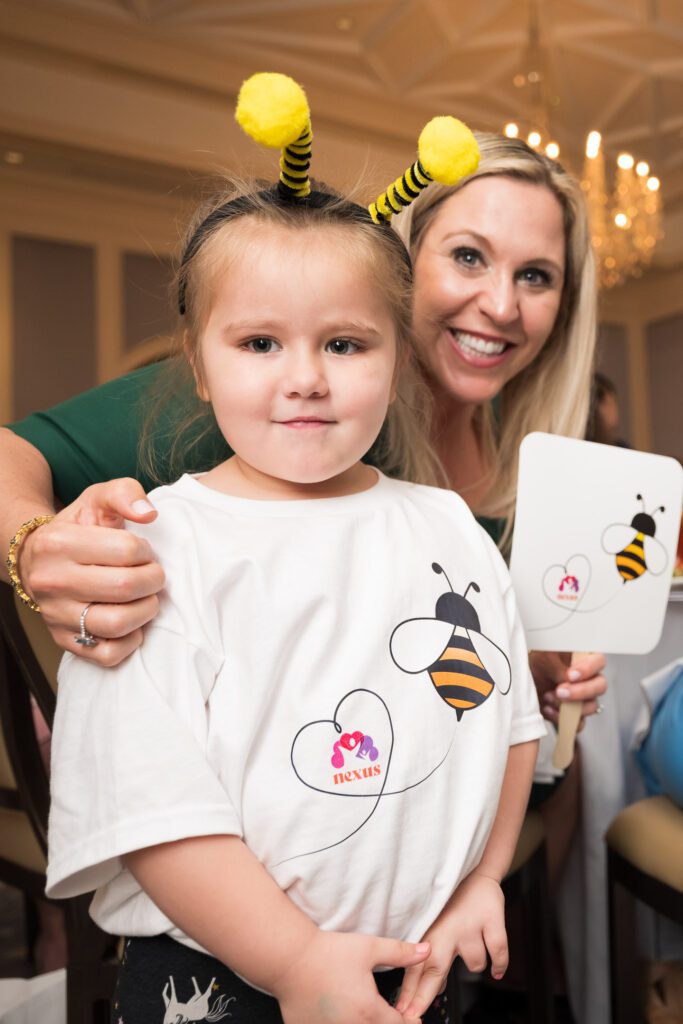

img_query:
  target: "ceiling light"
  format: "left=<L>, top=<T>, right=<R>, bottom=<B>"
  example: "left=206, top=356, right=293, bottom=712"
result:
left=585, top=132, right=601, bottom=159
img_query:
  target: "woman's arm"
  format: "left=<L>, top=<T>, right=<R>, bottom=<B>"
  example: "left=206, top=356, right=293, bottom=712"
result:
left=2, top=364, right=228, bottom=663
left=396, top=739, right=539, bottom=1017
left=17, top=479, right=163, bottom=664
left=0, top=438, right=163, bottom=663
left=2, top=367, right=170, bottom=662
left=0, top=428, right=55, bottom=573
left=126, top=835, right=430, bottom=1024
left=7, top=364, right=163, bottom=503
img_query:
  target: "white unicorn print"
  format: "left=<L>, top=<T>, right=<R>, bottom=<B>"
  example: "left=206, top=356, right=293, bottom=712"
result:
left=162, top=975, right=234, bottom=1024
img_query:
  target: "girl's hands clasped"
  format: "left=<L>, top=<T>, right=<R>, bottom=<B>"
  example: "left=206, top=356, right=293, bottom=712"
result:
left=20, top=478, right=164, bottom=665
left=395, top=872, right=508, bottom=1020
left=275, top=931, right=430, bottom=1024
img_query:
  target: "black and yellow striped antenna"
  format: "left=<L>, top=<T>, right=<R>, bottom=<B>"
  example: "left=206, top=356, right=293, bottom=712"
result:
left=235, top=74, right=479, bottom=225
left=370, top=117, right=480, bottom=224
left=235, top=72, right=312, bottom=198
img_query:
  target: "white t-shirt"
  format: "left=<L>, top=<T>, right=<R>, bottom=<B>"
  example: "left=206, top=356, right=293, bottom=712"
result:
left=47, top=471, right=545, bottom=949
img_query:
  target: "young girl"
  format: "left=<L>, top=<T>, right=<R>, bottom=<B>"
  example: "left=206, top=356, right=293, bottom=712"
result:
left=46, top=75, right=545, bottom=1024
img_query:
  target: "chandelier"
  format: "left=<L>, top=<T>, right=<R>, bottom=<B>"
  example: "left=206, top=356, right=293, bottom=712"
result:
left=501, top=0, right=663, bottom=290
left=581, top=133, right=661, bottom=289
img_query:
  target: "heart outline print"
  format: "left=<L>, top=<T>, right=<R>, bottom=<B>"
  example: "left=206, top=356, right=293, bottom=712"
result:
left=542, top=554, right=592, bottom=611
left=278, top=687, right=394, bottom=865
left=281, top=689, right=458, bottom=865
left=291, top=689, right=392, bottom=801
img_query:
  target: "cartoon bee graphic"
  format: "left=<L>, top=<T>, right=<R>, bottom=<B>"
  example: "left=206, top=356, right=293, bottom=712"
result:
left=602, top=494, right=668, bottom=584
left=390, top=563, right=511, bottom=721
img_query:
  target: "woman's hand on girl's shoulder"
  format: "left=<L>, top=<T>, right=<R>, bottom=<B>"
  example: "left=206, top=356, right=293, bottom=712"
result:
left=529, top=650, right=607, bottom=730
left=275, top=930, right=430, bottom=1024
left=20, top=478, right=164, bottom=666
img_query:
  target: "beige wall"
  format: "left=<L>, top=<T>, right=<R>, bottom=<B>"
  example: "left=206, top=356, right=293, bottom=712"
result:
left=600, top=264, right=683, bottom=457
left=12, top=235, right=96, bottom=420
left=0, top=166, right=188, bottom=422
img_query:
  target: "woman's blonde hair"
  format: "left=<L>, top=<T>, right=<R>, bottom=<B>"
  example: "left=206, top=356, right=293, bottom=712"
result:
left=139, top=178, right=441, bottom=488
left=394, top=132, right=597, bottom=545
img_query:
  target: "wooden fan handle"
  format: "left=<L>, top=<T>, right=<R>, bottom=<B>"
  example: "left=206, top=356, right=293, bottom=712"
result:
left=553, top=700, right=583, bottom=771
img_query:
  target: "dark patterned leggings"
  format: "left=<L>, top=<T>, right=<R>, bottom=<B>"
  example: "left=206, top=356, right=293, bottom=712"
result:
left=111, top=935, right=453, bottom=1024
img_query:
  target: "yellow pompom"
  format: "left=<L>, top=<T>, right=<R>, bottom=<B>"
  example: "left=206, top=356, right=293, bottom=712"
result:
left=418, top=116, right=479, bottom=186
left=235, top=72, right=310, bottom=149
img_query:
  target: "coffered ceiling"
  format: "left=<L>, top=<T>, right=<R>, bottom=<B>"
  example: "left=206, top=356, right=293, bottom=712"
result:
left=1, top=0, right=682, bottom=255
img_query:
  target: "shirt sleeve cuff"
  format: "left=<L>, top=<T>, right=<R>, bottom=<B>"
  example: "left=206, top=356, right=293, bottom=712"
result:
left=509, top=712, right=547, bottom=746
left=46, top=805, right=242, bottom=899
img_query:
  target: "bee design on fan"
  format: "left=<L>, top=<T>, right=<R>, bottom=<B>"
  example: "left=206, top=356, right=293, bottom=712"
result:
left=602, top=494, right=668, bottom=584
left=389, top=563, right=511, bottom=721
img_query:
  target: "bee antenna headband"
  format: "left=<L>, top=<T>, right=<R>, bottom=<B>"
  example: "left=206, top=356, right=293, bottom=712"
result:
left=369, top=116, right=480, bottom=224
left=235, top=72, right=313, bottom=199
left=178, top=72, right=480, bottom=315
left=235, top=72, right=481, bottom=222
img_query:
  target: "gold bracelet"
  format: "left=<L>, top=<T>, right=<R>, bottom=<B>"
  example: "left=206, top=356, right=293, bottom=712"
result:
left=5, top=515, right=55, bottom=613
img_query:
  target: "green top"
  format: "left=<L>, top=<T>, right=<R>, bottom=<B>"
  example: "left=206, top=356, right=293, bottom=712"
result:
left=9, top=362, right=504, bottom=545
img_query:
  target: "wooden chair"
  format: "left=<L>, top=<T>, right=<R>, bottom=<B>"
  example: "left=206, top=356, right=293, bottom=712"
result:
left=0, top=693, right=47, bottom=968
left=0, top=582, right=54, bottom=971
left=0, top=582, right=118, bottom=1023
left=445, top=809, right=555, bottom=1024
left=606, top=795, right=683, bottom=1024
left=503, top=809, right=555, bottom=1024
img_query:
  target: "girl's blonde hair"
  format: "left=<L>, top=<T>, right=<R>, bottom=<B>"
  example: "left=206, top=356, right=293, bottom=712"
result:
left=394, top=132, right=597, bottom=545
left=139, top=179, right=441, bottom=488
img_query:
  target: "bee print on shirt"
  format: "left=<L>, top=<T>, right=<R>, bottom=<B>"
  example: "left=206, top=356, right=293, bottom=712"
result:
left=390, top=562, right=511, bottom=719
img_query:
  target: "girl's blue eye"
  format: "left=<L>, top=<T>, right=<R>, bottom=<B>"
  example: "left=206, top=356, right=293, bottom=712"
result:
left=452, top=247, right=482, bottom=269
left=326, top=338, right=359, bottom=355
left=245, top=337, right=279, bottom=353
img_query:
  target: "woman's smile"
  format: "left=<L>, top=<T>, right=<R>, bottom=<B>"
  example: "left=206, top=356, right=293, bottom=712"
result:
left=447, top=328, right=513, bottom=368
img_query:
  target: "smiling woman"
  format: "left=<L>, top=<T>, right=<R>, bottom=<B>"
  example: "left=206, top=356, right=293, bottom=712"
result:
left=395, top=131, right=596, bottom=539
left=412, top=179, right=565, bottom=399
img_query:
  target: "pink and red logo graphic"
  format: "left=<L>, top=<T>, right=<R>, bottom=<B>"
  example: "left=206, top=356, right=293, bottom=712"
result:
left=331, top=730, right=381, bottom=786
left=331, top=730, right=379, bottom=768
left=557, top=574, right=580, bottom=601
